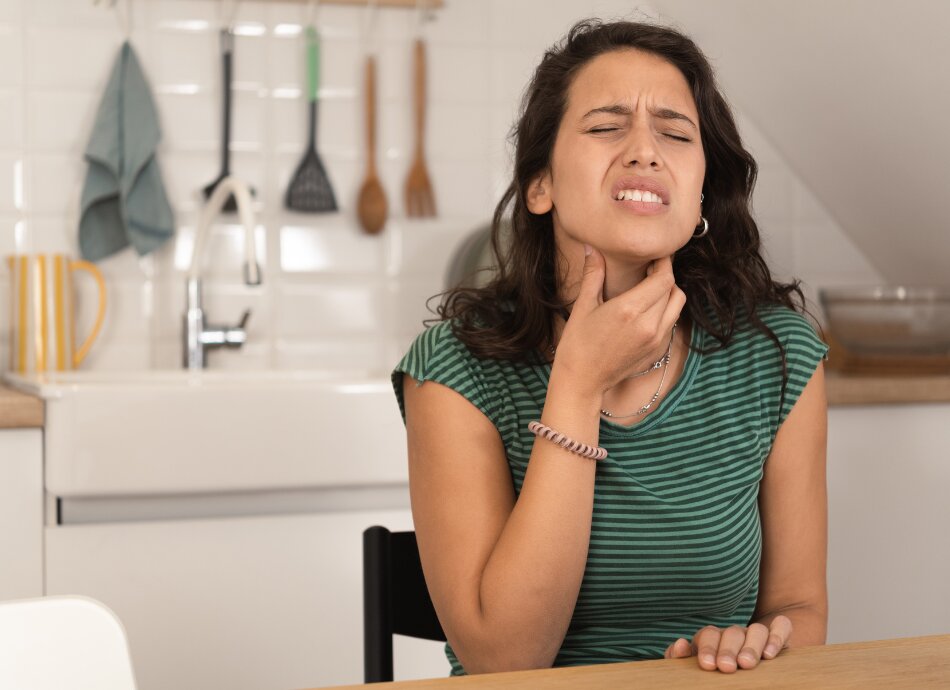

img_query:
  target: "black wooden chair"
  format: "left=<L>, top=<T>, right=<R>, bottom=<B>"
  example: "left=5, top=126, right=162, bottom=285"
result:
left=362, top=526, right=447, bottom=683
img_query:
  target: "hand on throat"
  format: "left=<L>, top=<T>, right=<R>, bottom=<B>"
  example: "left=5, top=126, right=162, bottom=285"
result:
left=601, top=254, right=649, bottom=300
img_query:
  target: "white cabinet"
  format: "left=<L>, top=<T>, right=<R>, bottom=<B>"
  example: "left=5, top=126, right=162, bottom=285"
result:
left=32, top=394, right=950, bottom=690
left=826, top=405, right=950, bottom=643
left=0, top=429, right=43, bottom=601
left=45, top=507, right=449, bottom=690
left=11, top=369, right=448, bottom=689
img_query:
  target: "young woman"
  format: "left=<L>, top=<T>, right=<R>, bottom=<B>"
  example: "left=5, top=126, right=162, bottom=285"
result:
left=393, top=19, right=828, bottom=676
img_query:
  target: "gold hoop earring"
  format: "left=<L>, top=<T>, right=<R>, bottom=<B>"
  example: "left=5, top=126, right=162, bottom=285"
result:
left=692, top=217, right=709, bottom=238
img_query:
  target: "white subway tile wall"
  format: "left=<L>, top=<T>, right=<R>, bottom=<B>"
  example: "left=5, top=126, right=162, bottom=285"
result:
left=0, top=0, right=880, bottom=373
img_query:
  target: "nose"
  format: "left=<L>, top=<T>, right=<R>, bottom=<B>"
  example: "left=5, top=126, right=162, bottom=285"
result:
left=622, top=126, right=662, bottom=169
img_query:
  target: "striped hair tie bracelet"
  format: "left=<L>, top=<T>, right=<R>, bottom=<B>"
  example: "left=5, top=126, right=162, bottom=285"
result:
left=528, top=420, right=608, bottom=461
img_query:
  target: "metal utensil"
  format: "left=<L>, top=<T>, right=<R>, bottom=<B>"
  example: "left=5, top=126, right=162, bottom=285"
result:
left=404, top=38, right=436, bottom=217
left=202, top=29, right=254, bottom=211
left=285, top=25, right=337, bottom=213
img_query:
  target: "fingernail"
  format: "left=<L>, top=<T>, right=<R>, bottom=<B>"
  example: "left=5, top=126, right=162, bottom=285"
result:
left=584, top=243, right=592, bottom=256
left=701, top=654, right=715, bottom=666
left=764, top=645, right=777, bottom=658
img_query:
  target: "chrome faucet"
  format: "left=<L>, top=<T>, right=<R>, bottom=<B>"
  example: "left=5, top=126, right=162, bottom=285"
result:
left=183, top=176, right=262, bottom=369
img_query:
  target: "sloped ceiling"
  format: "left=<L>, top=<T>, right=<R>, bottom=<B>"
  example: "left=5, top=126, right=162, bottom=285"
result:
left=654, top=0, right=950, bottom=286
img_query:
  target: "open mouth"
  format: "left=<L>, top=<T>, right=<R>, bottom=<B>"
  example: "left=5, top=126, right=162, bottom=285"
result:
left=610, top=176, right=671, bottom=211
left=615, top=189, right=665, bottom=204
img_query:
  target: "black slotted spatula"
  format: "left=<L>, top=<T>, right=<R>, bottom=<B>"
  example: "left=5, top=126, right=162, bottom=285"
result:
left=285, top=25, right=337, bottom=212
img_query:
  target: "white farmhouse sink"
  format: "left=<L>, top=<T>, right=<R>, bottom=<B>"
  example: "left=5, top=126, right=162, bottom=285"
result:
left=4, top=369, right=408, bottom=498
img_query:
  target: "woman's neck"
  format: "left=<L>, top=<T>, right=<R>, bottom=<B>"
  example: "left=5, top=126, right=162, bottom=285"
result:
left=601, top=256, right=650, bottom=300
left=558, top=240, right=651, bottom=303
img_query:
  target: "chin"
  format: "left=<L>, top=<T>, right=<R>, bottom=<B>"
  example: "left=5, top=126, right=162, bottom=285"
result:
left=604, top=244, right=673, bottom=262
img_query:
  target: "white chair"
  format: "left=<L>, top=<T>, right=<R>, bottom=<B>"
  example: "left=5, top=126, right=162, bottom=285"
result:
left=0, top=595, right=137, bottom=690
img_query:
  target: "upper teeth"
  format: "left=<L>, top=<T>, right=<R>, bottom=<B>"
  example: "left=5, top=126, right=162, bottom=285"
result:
left=616, top=189, right=663, bottom=203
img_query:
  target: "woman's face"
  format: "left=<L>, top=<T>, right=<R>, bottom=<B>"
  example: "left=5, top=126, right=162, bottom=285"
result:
left=531, top=48, right=706, bottom=262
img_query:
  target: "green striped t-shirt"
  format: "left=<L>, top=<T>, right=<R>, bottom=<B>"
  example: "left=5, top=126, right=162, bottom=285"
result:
left=392, top=306, right=828, bottom=674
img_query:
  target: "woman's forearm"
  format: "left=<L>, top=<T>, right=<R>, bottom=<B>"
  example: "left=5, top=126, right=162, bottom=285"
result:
left=461, top=369, right=603, bottom=673
left=754, top=604, right=827, bottom=648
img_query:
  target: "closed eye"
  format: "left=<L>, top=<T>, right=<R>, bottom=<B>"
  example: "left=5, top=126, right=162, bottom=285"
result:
left=588, top=128, right=691, bottom=142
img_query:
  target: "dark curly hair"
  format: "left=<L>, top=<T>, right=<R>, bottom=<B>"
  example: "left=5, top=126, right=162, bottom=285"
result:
left=437, top=18, right=806, bottom=369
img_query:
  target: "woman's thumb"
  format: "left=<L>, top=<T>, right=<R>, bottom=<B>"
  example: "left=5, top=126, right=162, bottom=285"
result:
left=576, top=244, right=605, bottom=308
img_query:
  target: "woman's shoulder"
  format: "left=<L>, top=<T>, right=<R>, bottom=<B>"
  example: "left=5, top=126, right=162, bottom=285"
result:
left=693, top=303, right=828, bottom=433
left=397, top=319, right=503, bottom=372
left=747, top=304, right=829, bottom=363
left=697, top=302, right=829, bottom=379
left=699, top=302, right=825, bottom=352
left=753, top=304, right=824, bottom=342
left=391, top=319, right=515, bottom=423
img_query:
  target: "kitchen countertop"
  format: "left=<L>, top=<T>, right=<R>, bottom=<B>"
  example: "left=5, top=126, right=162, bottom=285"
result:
left=0, top=372, right=946, bottom=430
left=825, top=371, right=950, bottom=406
left=0, top=382, right=44, bottom=428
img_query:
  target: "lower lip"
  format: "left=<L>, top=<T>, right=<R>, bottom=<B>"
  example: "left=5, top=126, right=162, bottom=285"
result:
left=614, top=199, right=668, bottom=215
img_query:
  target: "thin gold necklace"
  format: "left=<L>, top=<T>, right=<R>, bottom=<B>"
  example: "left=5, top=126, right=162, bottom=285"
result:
left=549, top=330, right=672, bottom=380
left=600, top=322, right=677, bottom=419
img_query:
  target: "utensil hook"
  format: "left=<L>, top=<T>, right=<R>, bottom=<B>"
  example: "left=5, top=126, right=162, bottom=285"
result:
left=306, top=0, right=322, bottom=28
left=361, top=0, right=380, bottom=55
left=218, top=0, right=240, bottom=31
left=116, top=0, right=132, bottom=38
left=94, top=0, right=132, bottom=38
left=414, top=0, right=433, bottom=38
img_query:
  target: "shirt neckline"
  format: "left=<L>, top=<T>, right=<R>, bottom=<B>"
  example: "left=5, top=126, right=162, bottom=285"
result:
left=534, top=321, right=705, bottom=439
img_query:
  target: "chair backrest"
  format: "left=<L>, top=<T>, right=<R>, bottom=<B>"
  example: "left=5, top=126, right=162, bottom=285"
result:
left=0, top=595, right=137, bottom=690
left=363, top=526, right=446, bottom=683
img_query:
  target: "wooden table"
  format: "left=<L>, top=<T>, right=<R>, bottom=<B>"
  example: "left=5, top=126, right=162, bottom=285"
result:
left=312, top=633, right=950, bottom=689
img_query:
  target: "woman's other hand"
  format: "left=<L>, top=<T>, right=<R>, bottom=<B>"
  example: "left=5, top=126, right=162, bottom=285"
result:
left=662, top=615, right=793, bottom=672
left=554, top=245, right=686, bottom=394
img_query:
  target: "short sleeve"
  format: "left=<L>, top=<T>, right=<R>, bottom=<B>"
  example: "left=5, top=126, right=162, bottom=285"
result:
left=391, top=321, right=501, bottom=427
left=766, top=310, right=830, bottom=428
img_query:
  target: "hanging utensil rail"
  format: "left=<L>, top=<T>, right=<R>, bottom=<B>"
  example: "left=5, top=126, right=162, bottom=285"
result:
left=281, top=0, right=441, bottom=6
left=93, top=0, right=440, bottom=8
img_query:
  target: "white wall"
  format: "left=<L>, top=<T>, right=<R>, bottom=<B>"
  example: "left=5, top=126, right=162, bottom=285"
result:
left=0, top=0, right=879, bottom=373
left=657, top=0, right=950, bottom=288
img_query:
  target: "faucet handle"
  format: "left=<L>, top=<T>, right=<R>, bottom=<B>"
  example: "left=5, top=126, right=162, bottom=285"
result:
left=219, top=309, right=251, bottom=348
left=237, top=309, right=251, bottom=331
left=243, top=261, right=262, bottom=286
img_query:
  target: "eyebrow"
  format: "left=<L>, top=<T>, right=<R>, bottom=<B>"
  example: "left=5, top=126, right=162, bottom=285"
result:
left=580, top=104, right=698, bottom=130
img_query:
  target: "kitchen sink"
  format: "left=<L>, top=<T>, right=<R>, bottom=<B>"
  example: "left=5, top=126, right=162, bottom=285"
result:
left=5, top=368, right=381, bottom=389
left=4, top=369, right=408, bottom=498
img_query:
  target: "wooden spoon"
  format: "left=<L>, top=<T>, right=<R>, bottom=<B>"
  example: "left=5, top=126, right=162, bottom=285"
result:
left=357, top=55, right=387, bottom=234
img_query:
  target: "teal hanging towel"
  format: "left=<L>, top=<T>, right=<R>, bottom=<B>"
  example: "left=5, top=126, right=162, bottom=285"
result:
left=79, top=41, right=174, bottom=261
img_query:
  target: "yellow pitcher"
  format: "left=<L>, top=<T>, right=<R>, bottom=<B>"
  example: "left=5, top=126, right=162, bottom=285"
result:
left=6, top=254, right=107, bottom=373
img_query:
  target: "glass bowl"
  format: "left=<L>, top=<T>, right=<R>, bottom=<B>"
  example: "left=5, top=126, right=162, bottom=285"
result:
left=819, top=286, right=950, bottom=356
